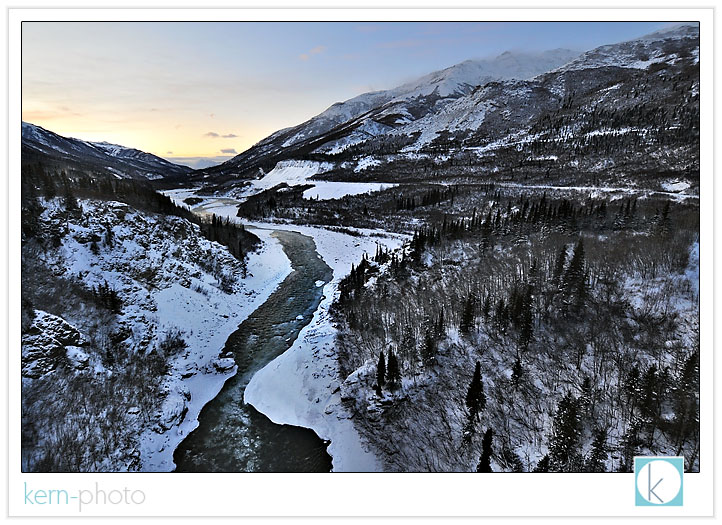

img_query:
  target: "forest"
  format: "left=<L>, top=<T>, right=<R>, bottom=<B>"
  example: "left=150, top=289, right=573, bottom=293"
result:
left=330, top=188, right=699, bottom=472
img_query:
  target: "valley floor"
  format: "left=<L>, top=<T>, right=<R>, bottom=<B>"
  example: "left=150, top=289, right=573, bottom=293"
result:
left=164, top=190, right=406, bottom=471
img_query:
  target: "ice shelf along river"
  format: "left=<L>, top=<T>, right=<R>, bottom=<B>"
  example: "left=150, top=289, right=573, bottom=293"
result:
left=173, top=227, right=334, bottom=472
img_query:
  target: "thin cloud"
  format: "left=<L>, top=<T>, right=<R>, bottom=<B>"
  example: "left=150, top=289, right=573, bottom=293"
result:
left=204, top=131, right=238, bottom=139
left=299, top=45, right=327, bottom=61
left=166, top=151, right=173, bottom=155
left=220, top=148, right=237, bottom=154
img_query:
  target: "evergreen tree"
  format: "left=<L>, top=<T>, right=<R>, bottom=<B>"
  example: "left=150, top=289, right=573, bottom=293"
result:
left=639, top=365, right=661, bottom=446
left=104, top=224, right=114, bottom=248
left=553, top=245, right=567, bottom=283
left=435, top=307, right=445, bottom=338
left=421, top=329, right=436, bottom=367
left=657, top=200, right=672, bottom=236
left=619, top=422, right=642, bottom=472
left=533, top=455, right=550, bottom=473
left=585, top=427, right=608, bottom=472
left=671, top=350, right=699, bottom=455
left=460, top=292, right=476, bottom=334
left=624, top=364, right=641, bottom=417
left=476, top=428, right=493, bottom=473
left=579, top=375, right=594, bottom=416
left=564, top=238, right=586, bottom=299
left=377, top=351, right=386, bottom=389
left=41, top=169, right=56, bottom=199
left=387, top=351, right=401, bottom=387
left=518, top=285, right=533, bottom=350
left=548, top=391, right=582, bottom=472
left=465, top=361, right=486, bottom=417
left=62, top=175, right=79, bottom=214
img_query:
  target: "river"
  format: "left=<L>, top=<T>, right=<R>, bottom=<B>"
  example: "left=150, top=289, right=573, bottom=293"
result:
left=173, top=228, right=334, bottom=472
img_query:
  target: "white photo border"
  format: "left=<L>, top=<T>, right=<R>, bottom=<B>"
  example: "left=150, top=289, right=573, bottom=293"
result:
left=5, top=3, right=715, bottom=518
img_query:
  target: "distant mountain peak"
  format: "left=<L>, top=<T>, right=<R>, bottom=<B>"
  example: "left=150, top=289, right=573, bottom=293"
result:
left=21, top=121, right=192, bottom=181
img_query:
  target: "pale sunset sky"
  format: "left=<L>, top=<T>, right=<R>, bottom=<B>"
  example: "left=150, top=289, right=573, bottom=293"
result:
left=22, top=21, right=670, bottom=169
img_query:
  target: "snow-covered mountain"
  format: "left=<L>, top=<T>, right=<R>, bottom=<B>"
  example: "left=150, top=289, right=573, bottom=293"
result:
left=195, top=23, right=698, bottom=190
left=195, top=49, right=580, bottom=180
left=193, top=24, right=699, bottom=191
left=556, top=23, right=699, bottom=72
left=22, top=122, right=192, bottom=181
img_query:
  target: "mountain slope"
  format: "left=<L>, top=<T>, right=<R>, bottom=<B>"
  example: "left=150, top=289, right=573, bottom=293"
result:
left=211, top=25, right=699, bottom=189
left=22, top=122, right=192, bottom=182
left=194, top=49, right=580, bottom=182
left=193, top=24, right=698, bottom=192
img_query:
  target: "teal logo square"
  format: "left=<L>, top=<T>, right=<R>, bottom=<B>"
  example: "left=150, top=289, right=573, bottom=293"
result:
left=634, top=457, right=684, bottom=506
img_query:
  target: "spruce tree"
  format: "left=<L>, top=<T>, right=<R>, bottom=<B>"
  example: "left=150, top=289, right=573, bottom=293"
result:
left=624, top=364, right=641, bottom=416
left=639, top=365, right=661, bottom=446
left=518, top=285, right=533, bottom=350
left=548, top=391, right=582, bottom=472
left=586, top=427, right=608, bottom=472
left=377, top=351, right=386, bottom=389
left=476, top=428, right=493, bottom=472
left=672, top=350, right=699, bottom=454
left=553, top=245, right=567, bottom=283
left=435, top=307, right=445, bottom=338
left=421, top=329, right=436, bottom=367
left=62, top=177, right=79, bottom=214
left=387, top=352, right=401, bottom=387
left=564, top=238, right=586, bottom=298
left=465, top=361, right=486, bottom=417
left=511, top=357, right=523, bottom=389
left=533, top=455, right=550, bottom=473
left=460, top=293, right=476, bottom=334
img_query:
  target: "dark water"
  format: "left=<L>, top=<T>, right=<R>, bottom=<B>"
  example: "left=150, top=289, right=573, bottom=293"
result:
left=173, top=229, right=334, bottom=472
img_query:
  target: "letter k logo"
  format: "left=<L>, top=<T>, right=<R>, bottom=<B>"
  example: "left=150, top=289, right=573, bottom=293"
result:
left=635, top=457, right=683, bottom=506
left=647, top=462, right=664, bottom=503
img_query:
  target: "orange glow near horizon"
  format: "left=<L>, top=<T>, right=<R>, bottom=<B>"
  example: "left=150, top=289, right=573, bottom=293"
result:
left=20, top=107, right=268, bottom=162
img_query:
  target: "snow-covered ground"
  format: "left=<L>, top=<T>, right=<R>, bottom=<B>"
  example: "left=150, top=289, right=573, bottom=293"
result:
left=24, top=198, right=294, bottom=471
left=496, top=182, right=699, bottom=201
left=247, top=160, right=398, bottom=202
left=164, top=162, right=397, bottom=205
left=243, top=221, right=406, bottom=471
left=302, top=181, right=397, bottom=201
left=661, top=179, right=692, bottom=193
left=253, top=159, right=333, bottom=191
left=138, top=226, right=292, bottom=471
left=180, top=197, right=407, bottom=471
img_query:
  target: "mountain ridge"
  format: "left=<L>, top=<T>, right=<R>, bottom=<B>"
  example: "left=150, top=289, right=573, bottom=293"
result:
left=21, top=121, right=192, bottom=182
left=191, top=22, right=698, bottom=191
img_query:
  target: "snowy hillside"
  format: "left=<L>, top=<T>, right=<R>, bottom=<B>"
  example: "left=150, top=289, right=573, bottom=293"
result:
left=194, top=49, right=579, bottom=181
left=557, top=23, right=699, bottom=72
left=190, top=23, right=698, bottom=193
left=21, top=197, right=290, bottom=471
left=273, top=49, right=580, bottom=151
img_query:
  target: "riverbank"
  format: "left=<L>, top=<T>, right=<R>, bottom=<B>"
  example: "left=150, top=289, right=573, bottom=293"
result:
left=162, top=190, right=407, bottom=471
left=172, top=229, right=334, bottom=472
left=243, top=222, right=406, bottom=472
left=138, top=227, right=292, bottom=471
